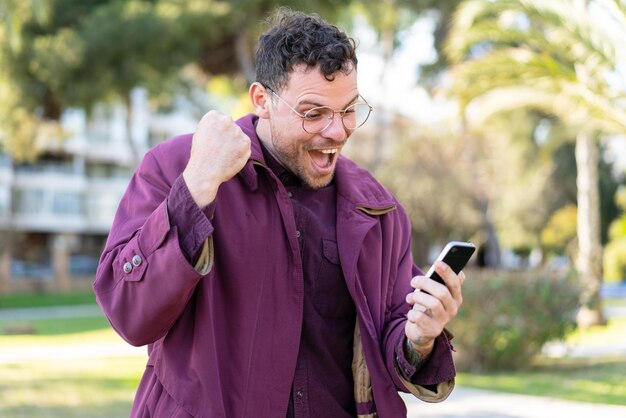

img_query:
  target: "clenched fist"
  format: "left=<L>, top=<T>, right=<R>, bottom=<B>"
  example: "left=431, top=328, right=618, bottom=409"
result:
left=183, top=111, right=251, bottom=207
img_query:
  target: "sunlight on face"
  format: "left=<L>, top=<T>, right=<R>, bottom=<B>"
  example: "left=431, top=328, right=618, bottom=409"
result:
left=264, top=65, right=359, bottom=189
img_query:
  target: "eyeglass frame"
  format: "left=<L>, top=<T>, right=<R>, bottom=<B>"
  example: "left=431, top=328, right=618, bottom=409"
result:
left=263, top=84, right=373, bottom=134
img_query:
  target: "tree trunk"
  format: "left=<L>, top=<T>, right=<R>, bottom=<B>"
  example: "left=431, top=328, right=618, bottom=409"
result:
left=0, top=168, right=16, bottom=295
left=462, top=122, right=500, bottom=267
left=235, top=32, right=256, bottom=84
left=575, top=132, right=605, bottom=328
left=0, top=240, right=11, bottom=294
left=52, top=234, right=72, bottom=293
left=369, top=23, right=397, bottom=174
left=124, top=92, right=141, bottom=167
left=480, top=199, right=501, bottom=267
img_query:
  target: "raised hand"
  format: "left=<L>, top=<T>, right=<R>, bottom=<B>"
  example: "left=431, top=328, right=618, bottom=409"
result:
left=183, top=111, right=252, bottom=207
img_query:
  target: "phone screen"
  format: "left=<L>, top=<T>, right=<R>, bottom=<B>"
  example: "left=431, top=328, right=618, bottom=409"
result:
left=426, top=241, right=476, bottom=285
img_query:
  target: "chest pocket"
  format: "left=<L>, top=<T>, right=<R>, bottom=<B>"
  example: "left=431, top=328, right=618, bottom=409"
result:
left=313, top=239, right=355, bottom=319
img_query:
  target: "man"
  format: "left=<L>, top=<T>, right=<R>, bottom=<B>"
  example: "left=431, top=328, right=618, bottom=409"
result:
left=94, top=9, right=464, bottom=418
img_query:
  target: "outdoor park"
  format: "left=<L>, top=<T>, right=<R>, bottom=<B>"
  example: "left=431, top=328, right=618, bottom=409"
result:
left=1, top=0, right=626, bottom=417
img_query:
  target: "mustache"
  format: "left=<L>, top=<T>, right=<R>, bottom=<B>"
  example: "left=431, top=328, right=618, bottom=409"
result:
left=305, top=141, right=346, bottom=150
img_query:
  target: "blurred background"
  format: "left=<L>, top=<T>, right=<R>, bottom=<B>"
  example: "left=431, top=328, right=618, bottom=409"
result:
left=0, top=0, right=625, bottom=416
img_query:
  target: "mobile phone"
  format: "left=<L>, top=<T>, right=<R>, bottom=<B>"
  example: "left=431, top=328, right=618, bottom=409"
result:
left=426, top=241, right=476, bottom=285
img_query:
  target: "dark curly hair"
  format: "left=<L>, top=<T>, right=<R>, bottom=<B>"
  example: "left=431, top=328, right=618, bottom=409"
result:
left=255, top=8, right=358, bottom=93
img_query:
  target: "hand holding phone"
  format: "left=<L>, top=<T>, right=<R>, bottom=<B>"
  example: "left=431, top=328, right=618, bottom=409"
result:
left=425, top=241, right=476, bottom=285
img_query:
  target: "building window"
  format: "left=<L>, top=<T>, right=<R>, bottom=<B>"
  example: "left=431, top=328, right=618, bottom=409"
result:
left=15, top=189, right=44, bottom=215
left=0, top=188, right=9, bottom=217
left=52, top=192, right=84, bottom=215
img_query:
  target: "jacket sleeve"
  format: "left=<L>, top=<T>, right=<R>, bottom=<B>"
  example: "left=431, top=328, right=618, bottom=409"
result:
left=93, top=149, right=214, bottom=347
left=382, top=204, right=456, bottom=402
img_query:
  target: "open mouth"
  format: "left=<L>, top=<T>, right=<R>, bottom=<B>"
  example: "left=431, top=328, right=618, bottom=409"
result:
left=309, top=148, right=338, bottom=171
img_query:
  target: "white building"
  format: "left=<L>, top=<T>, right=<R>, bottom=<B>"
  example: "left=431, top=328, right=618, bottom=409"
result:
left=0, top=88, right=199, bottom=293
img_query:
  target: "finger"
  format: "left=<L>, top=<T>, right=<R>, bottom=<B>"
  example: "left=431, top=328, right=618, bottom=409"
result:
left=407, top=308, right=434, bottom=323
left=405, top=311, right=441, bottom=342
left=411, top=291, right=445, bottom=317
left=435, top=262, right=463, bottom=300
left=409, top=275, right=449, bottom=303
left=411, top=303, right=434, bottom=318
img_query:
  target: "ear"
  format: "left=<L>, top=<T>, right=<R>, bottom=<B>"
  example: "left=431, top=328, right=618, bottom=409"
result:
left=249, top=82, right=271, bottom=119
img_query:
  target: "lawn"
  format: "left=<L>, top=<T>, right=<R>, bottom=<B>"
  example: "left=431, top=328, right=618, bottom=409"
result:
left=1, top=292, right=625, bottom=416
left=458, top=316, right=626, bottom=406
left=0, top=354, right=144, bottom=417
left=0, top=296, right=145, bottom=417
left=0, top=323, right=145, bottom=417
left=458, top=355, right=626, bottom=405
left=0, top=291, right=97, bottom=309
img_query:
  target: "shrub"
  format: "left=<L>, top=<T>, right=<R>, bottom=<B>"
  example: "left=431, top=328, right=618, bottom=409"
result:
left=451, top=268, right=580, bottom=372
left=603, top=238, right=626, bottom=283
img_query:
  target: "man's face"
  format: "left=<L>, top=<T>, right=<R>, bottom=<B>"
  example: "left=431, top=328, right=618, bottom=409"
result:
left=265, top=64, right=359, bottom=189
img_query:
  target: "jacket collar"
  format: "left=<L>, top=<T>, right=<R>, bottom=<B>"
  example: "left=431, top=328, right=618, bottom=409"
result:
left=236, top=113, right=396, bottom=213
left=236, top=114, right=264, bottom=191
left=335, top=156, right=397, bottom=214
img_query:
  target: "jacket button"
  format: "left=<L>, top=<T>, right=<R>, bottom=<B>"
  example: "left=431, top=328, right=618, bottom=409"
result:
left=123, top=262, right=133, bottom=274
left=296, top=230, right=301, bottom=238
left=296, top=390, right=304, bottom=399
left=132, top=255, right=142, bottom=267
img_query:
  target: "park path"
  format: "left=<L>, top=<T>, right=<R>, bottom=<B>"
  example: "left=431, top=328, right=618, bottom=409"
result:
left=402, top=388, right=626, bottom=418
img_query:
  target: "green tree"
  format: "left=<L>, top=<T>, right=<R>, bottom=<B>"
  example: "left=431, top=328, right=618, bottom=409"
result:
left=446, top=0, right=626, bottom=327
left=604, top=187, right=626, bottom=282
left=0, top=0, right=345, bottom=162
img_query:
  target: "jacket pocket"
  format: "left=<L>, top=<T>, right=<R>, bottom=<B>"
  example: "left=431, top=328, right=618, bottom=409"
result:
left=140, top=370, right=193, bottom=418
left=313, top=239, right=354, bottom=319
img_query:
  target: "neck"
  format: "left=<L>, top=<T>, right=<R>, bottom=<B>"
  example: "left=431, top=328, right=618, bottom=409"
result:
left=254, top=117, right=284, bottom=166
left=254, top=117, right=271, bottom=146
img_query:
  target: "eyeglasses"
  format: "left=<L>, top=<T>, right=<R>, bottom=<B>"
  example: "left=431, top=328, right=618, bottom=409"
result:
left=265, top=86, right=373, bottom=134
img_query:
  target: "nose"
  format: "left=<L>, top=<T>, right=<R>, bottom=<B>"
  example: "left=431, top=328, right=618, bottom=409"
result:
left=322, top=113, right=348, bottom=142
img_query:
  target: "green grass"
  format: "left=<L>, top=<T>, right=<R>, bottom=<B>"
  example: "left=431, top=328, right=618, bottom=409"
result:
left=458, top=356, right=626, bottom=405
left=567, top=316, right=626, bottom=346
left=0, top=326, right=144, bottom=418
left=458, top=315, right=626, bottom=406
left=604, top=298, right=626, bottom=308
left=0, top=315, right=110, bottom=336
left=0, top=355, right=144, bottom=418
left=0, top=291, right=96, bottom=309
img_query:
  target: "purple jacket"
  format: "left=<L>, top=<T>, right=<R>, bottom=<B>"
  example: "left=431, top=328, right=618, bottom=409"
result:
left=94, top=114, right=455, bottom=417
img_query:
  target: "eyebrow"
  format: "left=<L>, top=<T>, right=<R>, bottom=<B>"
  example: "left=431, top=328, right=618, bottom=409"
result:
left=298, top=94, right=360, bottom=110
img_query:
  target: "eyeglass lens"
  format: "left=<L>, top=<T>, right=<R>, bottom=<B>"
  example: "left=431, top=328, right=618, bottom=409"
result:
left=302, top=103, right=371, bottom=133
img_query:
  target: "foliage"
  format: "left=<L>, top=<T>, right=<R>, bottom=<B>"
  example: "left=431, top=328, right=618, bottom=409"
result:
left=346, top=115, right=483, bottom=262
left=342, top=0, right=462, bottom=68
left=608, top=187, right=626, bottom=241
left=474, top=110, right=556, bottom=252
left=363, top=107, right=561, bottom=265
left=444, top=0, right=626, bottom=326
left=541, top=204, right=577, bottom=256
left=542, top=140, right=623, bottom=248
left=604, top=238, right=626, bottom=283
left=0, top=0, right=344, bottom=161
left=446, top=0, right=626, bottom=135
left=604, top=187, right=626, bottom=283
left=462, top=314, right=626, bottom=405
left=452, top=268, right=580, bottom=371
